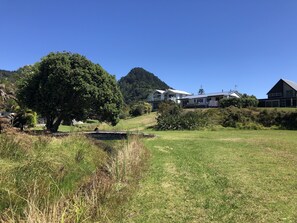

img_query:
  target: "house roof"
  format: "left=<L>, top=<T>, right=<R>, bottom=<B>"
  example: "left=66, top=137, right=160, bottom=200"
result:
left=267, top=79, right=297, bottom=95
left=283, top=79, right=297, bottom=91
left=180, top=91, right=240, bottom=100
left=154, top=90, right=165, bottom=94
left=166, top=89, right=192, bottom=95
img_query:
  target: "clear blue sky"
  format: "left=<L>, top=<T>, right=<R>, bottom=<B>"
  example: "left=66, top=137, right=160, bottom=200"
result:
left=1, top=0, right=297, bottom=98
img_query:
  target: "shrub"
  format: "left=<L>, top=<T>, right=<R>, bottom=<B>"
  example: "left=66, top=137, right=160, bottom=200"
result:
left=180, top=111, right=209, bottom=130
left=13, top=109, right=37, bottom=130
left=158, top=101, right=182, bottom=116
left=220, top=106, right=259, bottom=128
left=258, top=109, right=279, bottom=127
left=220, top=94, right=258, bottom=108
left=130, top=102, right=152, bottom=117
left=279, top=111, right=297, bottom=130
left=220, top=97, right=242, bottom=108
left=119, top=105, right=131, bottom=119
left=156, top=102, right=209, bottom=130
left=156, top=101, right=182, bottom=130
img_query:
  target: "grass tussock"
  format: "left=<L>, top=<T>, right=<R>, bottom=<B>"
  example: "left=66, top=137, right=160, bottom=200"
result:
left=0, top=132, right=149, bottom=223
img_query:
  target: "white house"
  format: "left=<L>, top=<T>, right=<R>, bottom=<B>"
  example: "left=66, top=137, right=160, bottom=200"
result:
left=180, top=91, right=240, bottom=108
left=147, top=89, right=192, bottom=109
left=147, top=90, right=166, bottom=102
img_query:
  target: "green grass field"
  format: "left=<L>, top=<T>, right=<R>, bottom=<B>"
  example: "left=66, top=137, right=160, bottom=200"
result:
left=9, top=112, right=297, bottom=222
left=119, top=128, right=297, bottom=222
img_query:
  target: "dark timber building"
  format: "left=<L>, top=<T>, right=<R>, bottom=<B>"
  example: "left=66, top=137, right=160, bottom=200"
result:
left=259, top=79, right=297, bottom=107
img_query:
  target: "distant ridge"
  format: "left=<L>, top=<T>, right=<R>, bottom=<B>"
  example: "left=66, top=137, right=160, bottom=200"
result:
left=118, top=67, right=170, bottom=104
left=0, top=69, right=17, bottom=80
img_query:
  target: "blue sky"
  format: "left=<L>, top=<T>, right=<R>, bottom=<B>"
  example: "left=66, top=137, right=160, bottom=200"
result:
left=1, top=0, right=297, bottom=98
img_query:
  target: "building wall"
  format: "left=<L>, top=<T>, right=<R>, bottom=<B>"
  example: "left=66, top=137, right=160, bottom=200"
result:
left=283, top=83, right=296, bottom=98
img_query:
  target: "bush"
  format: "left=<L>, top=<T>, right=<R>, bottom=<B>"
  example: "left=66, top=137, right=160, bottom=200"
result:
left=130, top=101, right=152, bottom=117
left=220, top=97, right=241, bottom=108
left=220, top=106, right=259, bottom=128
left=180, top=111, right=209, bottom=130
left=279, top=111, right=297, bottom=130
left=258, top=109, right=279, bottom=127
left=156, top=102, right=209, bottom=130
left=119, top=105, right=131, bottom=119
left=156, top=101, right=182, bottom=130
left=220, top=94, right=258, bottom=108
left=156, top=104, right=297, bottom=131
left=13, top=109, right=37, bottom=130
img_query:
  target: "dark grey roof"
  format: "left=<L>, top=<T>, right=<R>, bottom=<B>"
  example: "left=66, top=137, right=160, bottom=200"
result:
left=283, top=79, right=297, bottom=91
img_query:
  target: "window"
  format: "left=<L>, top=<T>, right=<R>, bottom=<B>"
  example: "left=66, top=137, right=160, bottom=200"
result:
left=269, top=92, right=282, bottom=97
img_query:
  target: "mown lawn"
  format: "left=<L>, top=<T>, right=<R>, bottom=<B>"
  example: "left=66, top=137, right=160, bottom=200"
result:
left=121, top=130, right=297, bottom=222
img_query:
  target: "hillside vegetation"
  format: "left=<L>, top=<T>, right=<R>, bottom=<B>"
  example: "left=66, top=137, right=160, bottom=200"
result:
left=118, top=67, right=170, bottom=104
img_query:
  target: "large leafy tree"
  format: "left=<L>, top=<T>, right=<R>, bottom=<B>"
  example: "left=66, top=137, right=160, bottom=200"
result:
left=17, top=52, right=123, bottom=132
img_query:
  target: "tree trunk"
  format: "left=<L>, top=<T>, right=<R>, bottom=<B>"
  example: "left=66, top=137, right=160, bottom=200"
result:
left=46, top=116, right=54, bottom=131
left=50, top=117, right=63, bottom=132
left=46, top=116, right=63, bottom=133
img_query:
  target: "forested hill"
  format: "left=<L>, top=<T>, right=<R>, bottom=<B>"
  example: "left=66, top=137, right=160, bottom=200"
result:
left=118, top=67, right=170, bottom=104
left=0, top=69, right=17, bottom=79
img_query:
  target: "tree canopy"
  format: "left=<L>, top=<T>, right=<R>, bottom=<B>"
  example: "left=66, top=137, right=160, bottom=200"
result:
left=219, top=93, right=258, bottom=108
left=17, top=52, right=123, bottom=132
left=118, top=67, right=170, bottom=104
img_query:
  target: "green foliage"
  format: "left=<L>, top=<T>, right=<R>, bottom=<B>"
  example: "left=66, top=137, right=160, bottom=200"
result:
left=0, top=67, right=29, bottom=101
left=220, top=107, right=297, bottom=130
left=220, top=97, right=241, bottom=108
left=118, top=67, right=170, bottom=104
left=13, top=108, right=37, bottom=130
left=119, top=104, right=131, bottom=119
left=258, top=109, right=279, bottom=127
left=180, top=111, right=209, bottom=130
left=0, top=69, right=19, bottom=85
left=17, top=52, right=123, bottom=132
left=156, top=101, right=208, bottom=130
left=158, top=101, right=182, bottom=116
left=220, top=94, right=258, bottom=108
left=279, top=111, right=297, bottom=129
left=130, top=101, right=152, bottom=117
left=220, top=106, right=258, bottom=128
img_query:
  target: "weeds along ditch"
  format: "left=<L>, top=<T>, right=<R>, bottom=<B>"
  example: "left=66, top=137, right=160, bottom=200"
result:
left=0, top=131, right=149, bottom=222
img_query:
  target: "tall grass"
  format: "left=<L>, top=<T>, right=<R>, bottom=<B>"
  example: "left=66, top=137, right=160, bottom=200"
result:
left=0, top=132, right=149, bottom=222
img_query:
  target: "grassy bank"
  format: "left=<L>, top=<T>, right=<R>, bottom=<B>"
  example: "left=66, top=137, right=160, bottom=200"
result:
left=33, top=112, right=157, bottom=132
left=0, top=131, right=149, bottom=222
left=121, top=129, right=297, bottom=222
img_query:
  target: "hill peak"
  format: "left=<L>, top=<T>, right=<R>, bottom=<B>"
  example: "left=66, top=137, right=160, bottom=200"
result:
left=118, top=67, right=170, bottom=104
